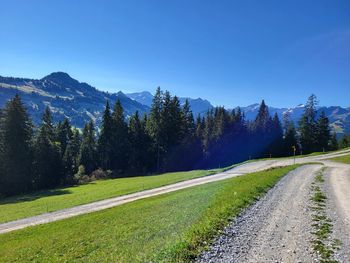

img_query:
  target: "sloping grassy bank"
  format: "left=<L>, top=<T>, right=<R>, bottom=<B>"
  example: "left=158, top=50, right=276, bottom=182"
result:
left=329, top=154, right=350, bottom=164
left=0, top=169, right=223, bottom=224
left=0, top=165, right=299, bottom=262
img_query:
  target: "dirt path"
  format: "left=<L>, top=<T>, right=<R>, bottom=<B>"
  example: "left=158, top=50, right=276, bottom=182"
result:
left=197, top=165, right=321, bottom=263
left=0, top=149, right=349, bottom=235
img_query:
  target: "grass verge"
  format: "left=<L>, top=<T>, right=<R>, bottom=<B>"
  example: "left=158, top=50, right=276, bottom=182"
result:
left=0, top=165, right=299, bottom=263
left=310, top=168, right=341, bottom=263
left=0, top=169, right=224, bottom=224
left=329, top=154, right=350, bottom=164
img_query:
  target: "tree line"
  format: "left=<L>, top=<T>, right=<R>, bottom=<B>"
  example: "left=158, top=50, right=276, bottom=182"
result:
left=0, top=91, right=338, bottom=196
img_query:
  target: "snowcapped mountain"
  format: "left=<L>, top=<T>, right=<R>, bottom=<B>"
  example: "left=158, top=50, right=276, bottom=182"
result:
left=126, top=91, right=154, bottom=108
left=126, top=91, right=213, bottom=117
left=239, top=104, right=350, bottom=135
left=0, top=72, right=149, bottom=127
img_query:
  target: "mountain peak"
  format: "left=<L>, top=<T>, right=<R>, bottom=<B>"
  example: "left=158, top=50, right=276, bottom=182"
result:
left=41, top=72, right=75, bottom=83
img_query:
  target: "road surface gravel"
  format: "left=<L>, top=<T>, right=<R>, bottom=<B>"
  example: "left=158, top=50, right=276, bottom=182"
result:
left=196, top=165, right=321, bottom=263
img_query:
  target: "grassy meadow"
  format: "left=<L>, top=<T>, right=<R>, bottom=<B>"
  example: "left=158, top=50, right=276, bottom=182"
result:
left=329, top=154, right=350, bottom=164
left=0, top=169, right=225, bottom=224
left=0, top=165, right=299, bottom=262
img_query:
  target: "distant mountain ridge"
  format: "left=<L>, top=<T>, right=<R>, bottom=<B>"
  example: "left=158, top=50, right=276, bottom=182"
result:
left=239, top=103, right=350, bottom=135
left=126, top=91, right=214, bottom=117
left=0, top=72, right=149, bottom=127
left=0, top=72, right=349, bottom=135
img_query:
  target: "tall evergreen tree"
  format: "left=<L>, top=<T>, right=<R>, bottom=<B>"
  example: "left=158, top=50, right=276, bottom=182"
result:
left=317, top=111, right=331, bottom=152
left=33, top=107, right=62, bottom=189
left=98, top=101, right=114, bottom=170
left=0, top=95, right=34, bottom=196
left=329, top=132, right=338, bottom=151
left=181, top=99, right=195, bottom=139
left=111, top=99, right=129, bottom=172
left=299, top=94, right=318, bottom=153
left=282, top=113, right=298, bottom=156
left=254, top=100, right=270, bottom=133
left=78, top=121, right=97, bottom=174
left=128, top=111, right=151, bottom=173
left=56, top=118, right=73, bottom=158
left=62, top=128, right=81, bottom=183
left=147, top=87, right=163, bottom=172
left=269, top=113, right=284, bottom=156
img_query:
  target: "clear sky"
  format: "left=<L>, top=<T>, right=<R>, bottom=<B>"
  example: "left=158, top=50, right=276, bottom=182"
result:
left=0, top=0, right=349, bottom=108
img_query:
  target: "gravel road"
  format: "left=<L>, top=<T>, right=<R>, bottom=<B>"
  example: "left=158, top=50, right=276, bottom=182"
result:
left=0, top=149, right=350, bottom=235
left=197, top=165, right=321, bottom=263
left=323, top=162, right=350, bottom=262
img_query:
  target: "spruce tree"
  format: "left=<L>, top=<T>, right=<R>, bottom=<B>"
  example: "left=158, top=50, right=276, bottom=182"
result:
left=56, top=118, right=73, bottom=158
left=111, top=99, right=129, bottom=173
left=147, top=87, right=163, bottom=172
left=33, top=107, right=62, bottom=189
left=62, top=128, right=81, bottom=183
left=299, top=94, right=318, bottom=153
left=270, top=113, right=283, bottom=156
left=0, top=95, right=34, bottom=196
left=317, top=111, right=331, bottom=152
left=254, top=100, right=270, bottom=133
left=329, top=132, right=338, bottom=151
left=98, top=101, right=114, bottom=170
left=283, top=113, right=298, bottom=156
left=181, top=99, right=195, bottom=139
left=128, top=111, right=151, bottom=173
left=78, top=121, right=97, bottom=174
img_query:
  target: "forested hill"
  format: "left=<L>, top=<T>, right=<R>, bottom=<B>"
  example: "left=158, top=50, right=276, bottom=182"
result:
left=0, top=72, right=149, bottom=127
left=0, top=72, right=214, bottom=128
left=1, top=72, right=349, bottom=135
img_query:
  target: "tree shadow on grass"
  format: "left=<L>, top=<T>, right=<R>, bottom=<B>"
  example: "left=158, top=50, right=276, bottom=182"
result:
left=0, top=189, right=73, bottom=205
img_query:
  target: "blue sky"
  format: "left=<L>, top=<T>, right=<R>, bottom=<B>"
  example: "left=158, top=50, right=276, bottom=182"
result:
left=0, top=0, right=349, bottom=108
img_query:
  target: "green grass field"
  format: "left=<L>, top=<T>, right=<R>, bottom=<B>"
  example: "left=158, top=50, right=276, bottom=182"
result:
left=0, top=169, right=227, bottom=224
left=0, top=165, right=299, bottom=263
left=329, top=154, right=350, bottom=164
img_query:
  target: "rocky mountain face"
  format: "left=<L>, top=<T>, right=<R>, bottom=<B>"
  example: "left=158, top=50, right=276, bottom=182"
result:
left=0, top=72, right=149, bottom=128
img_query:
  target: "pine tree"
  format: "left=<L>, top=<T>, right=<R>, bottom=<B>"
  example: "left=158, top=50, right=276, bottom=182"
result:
left=269, top=113, right=284, bottom=156
left=317, top=111, right=331, bottom=152
left=282, top=113, right=298, bottom=156
left=33, top=107, right=62, bottom=189
left=329, top=132, right=338, bottom=151
left=299, top=94, right=318, bottom=153
left=0, top=95, right=34, bottom=196
left=98, top=101, right=114, bottom=170
left=56, top=118, right=73, bottom=158
left=253, top=100, right=272, bottom=157
left=181, top=99, right=195, bottom=139
left=128, top=111, right=151, bottom=173
left=110, top=99, right=129, bottom=173
left=62, top=128, right=81, bottom=183
left=147, top=87, right=163, bottom=172
left=254, top=100, right=270, bottom=133
left=78, top=121, right=97, bottom=174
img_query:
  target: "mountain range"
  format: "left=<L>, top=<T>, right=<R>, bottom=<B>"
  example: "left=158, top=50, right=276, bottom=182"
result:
left=0, top=72, right=349, bottom=136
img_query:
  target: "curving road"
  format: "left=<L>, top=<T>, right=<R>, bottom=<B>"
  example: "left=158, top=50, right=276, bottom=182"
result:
left=0, top=149, right=350, bottom=235
left=198, top=157, right=350, bottom=262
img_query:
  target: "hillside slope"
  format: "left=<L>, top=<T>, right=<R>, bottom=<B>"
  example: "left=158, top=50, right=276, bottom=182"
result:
left=0, top=72, right=149, bottom=127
